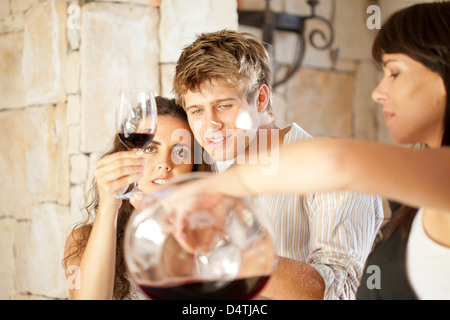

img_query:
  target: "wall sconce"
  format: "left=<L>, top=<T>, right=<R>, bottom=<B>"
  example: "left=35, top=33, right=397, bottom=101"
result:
left=238, top=0, right=335, bottom=88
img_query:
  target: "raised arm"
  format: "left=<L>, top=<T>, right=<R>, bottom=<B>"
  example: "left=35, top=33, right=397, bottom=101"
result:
left=161, top=138, right=450, bottom=255
left=223, top=138, right=450, bottom=213
left=64, top=150, right=145, bottom=299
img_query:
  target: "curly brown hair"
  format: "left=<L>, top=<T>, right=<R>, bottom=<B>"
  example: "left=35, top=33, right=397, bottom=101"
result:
left=63, top=97, right=215, bottom=299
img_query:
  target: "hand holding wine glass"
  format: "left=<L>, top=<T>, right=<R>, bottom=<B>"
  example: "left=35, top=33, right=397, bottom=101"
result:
left=116, top=90, right=157, bottom=199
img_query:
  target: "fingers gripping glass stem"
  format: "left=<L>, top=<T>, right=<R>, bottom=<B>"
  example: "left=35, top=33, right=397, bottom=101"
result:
left=115, top=89, right=158, bottom=200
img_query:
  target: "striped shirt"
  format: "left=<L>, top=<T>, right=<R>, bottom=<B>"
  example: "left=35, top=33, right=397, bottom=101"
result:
left=259, top=123, right=384, bottom=300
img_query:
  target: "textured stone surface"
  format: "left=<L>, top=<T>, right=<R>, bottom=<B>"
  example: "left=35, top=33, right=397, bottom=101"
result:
left=0, top=219, right=16, bottom=299
left=0, top=1, right=10, bottom=19
left=80, top=2, right=160, bottom=153
left=22, top=0, right=67, bottom=106
left=14, top=203, right=71, bottom=298
left=64, top=51, right=81, bottom=95
left=0, top=32, right=26, bottom=109
left=286, top=68, right=355, bottom=138
left=379, top=0, right=436, bottom=22
left=0, top=12, right=25, bottom=33
left=70, top=153, right=89, bottom=184
left=159, top=0, right=238, bottom=63
left=0, top=103, right=70, bottom=220
left=0, top=0, right=67, bottom=110
left=96, top=0, right=162, bottom=6
left=10, top=0, right=40, bottom=13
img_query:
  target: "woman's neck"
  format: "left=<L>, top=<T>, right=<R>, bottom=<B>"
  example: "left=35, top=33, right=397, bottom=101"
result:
left=422, top=207, right=450, bottom=248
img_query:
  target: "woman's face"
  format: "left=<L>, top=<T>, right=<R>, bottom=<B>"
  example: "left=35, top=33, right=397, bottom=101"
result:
left=139, top=115, right=195, bottom=193
left=372, top=53, right=447, bottom=148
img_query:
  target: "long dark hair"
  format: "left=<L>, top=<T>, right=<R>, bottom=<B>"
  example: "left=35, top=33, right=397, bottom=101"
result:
left=64, top=97, right=215, bottom=299
left=372, top=2, right=450, bottom=238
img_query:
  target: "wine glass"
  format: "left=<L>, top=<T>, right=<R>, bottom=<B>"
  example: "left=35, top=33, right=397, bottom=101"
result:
left=124, top=173, right=278, bottom=300
left=115, top=89, right=157, bottom=200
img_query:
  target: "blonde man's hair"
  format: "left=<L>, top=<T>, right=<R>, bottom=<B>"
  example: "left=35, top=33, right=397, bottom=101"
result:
left=173, top=29, right=274, bottom=119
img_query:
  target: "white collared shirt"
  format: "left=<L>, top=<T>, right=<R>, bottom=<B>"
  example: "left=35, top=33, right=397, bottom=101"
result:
left=221, top=123, right=384, bottom=300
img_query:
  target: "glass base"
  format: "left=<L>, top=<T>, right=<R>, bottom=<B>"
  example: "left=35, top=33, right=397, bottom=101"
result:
left=116, top=187, right=145, bottom=200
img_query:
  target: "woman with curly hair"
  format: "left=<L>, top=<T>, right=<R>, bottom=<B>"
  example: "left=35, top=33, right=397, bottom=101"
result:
left=63, top=97, right=215, bottom=299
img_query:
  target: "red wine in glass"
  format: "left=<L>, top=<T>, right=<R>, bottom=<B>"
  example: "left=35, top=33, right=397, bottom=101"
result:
left=115, top=89, right=157, bottom=200
left=137, top=276, right=270, bottom=300
left=118, top=132, right=155, bottom=149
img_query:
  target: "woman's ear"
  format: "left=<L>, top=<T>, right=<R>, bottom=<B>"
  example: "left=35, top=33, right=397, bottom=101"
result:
left=256, top=84, right=270, bottom=113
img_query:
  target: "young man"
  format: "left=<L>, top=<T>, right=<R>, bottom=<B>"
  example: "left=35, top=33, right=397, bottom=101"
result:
left=172, top=30, right=384, bottom=300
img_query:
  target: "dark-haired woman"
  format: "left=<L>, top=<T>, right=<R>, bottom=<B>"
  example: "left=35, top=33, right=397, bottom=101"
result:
left=161, top=2, right=450, bottom=300
left=63, top=97, right=215, bottom=299
left=357, top=2, right=450, bottom=299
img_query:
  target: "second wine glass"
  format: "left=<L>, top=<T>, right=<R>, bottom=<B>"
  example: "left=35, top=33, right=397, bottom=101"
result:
left=116, top=89, right=158, bottom=200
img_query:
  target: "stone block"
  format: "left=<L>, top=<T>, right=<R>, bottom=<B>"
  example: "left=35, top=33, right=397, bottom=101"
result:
left=68, top=125, right=80, bottom=155
left=0, top=104, right=70, bottom=219
left=14, top=203, right=71, bottom=299
left=0, top=0, right=10, bottom=19
left=22, top=0, right=67, bottom=106
left=333, top=0, right=377, bottom=61
left=95, top=0, right=162, bottom=6
left=70, top=153, right=89, bottom=184
left=0, top=109, right=32, bottom=219
left=80, top=2, right=160, bottom=153
left=286, top=68, right=355, bottom=138
left=159, top=0, right=238, bottom=63
left=64, top=51, right=81, bottom=95
left=10, top=0, right=40, bottom=14
left=0, top=12, right=25, bottom=33
left=26, top=103, right=70, bottom=205
left=0, top=32, right=27, bottom=110
left=379, top=0, right=435, bottom=23
left=0, top=218, right=16, bottom=299
left=67, top=28, right=81, bottom=51
left=66, top=94, right=81, bottom=126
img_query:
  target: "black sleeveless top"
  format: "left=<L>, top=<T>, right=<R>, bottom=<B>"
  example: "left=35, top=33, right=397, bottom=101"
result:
left=357, top=220, right=418, bottom=300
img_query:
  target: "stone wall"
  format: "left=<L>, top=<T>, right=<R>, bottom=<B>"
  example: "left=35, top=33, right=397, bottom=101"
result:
left=0, top=0, right=237, bottom=300
left=0, top=0, right=430, bottom=299
left=239, top=0, right=384, bottom=140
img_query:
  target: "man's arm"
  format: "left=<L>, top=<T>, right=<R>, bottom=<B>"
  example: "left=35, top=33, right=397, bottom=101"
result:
left=260, top=257, right=325, bottom=300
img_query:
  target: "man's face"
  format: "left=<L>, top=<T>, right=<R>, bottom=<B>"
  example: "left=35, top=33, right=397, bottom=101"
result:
left=183, top=80, right=261, bottom=162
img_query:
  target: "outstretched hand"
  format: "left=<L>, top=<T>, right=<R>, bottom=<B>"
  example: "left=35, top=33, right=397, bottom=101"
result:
left=130, top=174, right=245, bottom=253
